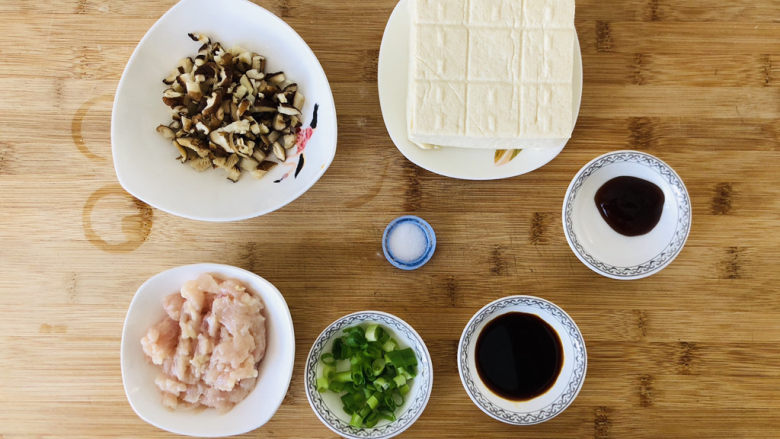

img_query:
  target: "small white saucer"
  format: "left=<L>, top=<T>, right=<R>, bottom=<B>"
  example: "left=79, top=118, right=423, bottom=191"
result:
left=562, top=151, right=692, bottom=280
left=458, top=296, right=587, bottom=425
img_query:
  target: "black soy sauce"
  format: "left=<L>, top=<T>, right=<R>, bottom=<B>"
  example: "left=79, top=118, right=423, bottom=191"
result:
left=594, top=176, right=665, bottom=237
left=475, top=312, right=563, bottom=401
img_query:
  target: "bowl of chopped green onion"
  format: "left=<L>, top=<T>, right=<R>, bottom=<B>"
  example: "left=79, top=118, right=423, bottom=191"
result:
left=304, top=311, right=433, bottom=438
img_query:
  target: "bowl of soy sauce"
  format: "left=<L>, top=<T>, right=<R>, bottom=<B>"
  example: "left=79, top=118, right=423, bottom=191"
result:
left=562, top=150, right=692, bottom=280
left=457, top=296, right=587, bottom=425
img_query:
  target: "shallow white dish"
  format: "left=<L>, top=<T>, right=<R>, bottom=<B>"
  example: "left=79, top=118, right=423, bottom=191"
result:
left=304, top=311, right=433, bottom=439
left=458, top=296, right=587, bottom=425
left=112, top=0, right=337, bottom=222
left=120, top=263, right=295, bottom=437
left=377, top=0, right=583, bottom=180
left=562, top=150, right=692, bottom=280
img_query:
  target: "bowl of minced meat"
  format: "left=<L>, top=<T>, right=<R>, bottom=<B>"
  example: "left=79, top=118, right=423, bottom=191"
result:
left=121, top=263, right=294, bottom=437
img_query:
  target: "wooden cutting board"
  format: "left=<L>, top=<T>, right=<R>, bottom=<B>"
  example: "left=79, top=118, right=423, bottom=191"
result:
left=1, top=0, right=779, bottom=437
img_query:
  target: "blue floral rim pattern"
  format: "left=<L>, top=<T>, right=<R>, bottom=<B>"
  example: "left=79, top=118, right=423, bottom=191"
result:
left=563, top=151, right=692, bottom=279
left=305, top=312, right=433, bottom=439
left=458, top=296, right=587, bottom=425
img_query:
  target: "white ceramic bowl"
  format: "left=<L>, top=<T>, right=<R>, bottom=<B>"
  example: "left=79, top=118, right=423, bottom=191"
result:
left=304, top=311, right=433, bottom=439
left=112, top=0, right=337, bottom=221
left=377, top=0, right=583, bottom=180
left=562, top=150, right=692, bottom=280
left=120, top=263, right=295, bottom=437
left=458, top=296, right=587, bottom=425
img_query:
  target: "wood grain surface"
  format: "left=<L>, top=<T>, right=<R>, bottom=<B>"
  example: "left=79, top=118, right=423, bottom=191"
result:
left=1, top=0, right=779, bottom=437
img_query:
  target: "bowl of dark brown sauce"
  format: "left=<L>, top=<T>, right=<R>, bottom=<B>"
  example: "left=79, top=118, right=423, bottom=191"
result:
left=562, top=150, right=691, bottom=280
left=457, top=296, right=586, bottom=425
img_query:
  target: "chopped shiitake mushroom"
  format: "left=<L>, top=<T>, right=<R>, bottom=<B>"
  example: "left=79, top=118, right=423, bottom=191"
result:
left=155, top=32, right=305, bottom=182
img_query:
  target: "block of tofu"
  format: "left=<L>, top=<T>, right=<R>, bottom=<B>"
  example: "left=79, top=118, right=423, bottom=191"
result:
left=407, top=0, right=576, bottom=150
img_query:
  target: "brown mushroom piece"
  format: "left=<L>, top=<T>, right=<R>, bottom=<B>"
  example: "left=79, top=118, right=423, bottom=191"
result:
left=189, top=156, right=212, bottom=172
left=272, top=113, right=287, bottom=131
left=282, top=134, right=297, bottom=150
left=252, top=149, right=267, bottom=163
left=226, top=166, right=241, bottom=182
left=266, top=72, right=285, bottom=85
left=156, top=32, right=306, bottom=183
left=173, top=140, right=188, bottom=162
left=272, top=142, right=286, bottom=162
left=162, top=89, right=184, bottom=107
left=180, top=73, right=203, bottom=100
left=254, top=99, right=277, bottom=113
left=176, top=137, right=210, bottom=158
left=251, top=55, right=266, bottom=72
left=209, top=131, right=235, bottom=153
left=240, top=157, right=259, bottom=172
left=250, top=160, right=278, bottom=179
left=293, top=91, right=305, bottom=110
left=202, top=90, right=223, bottom=116
left=278, top=104, right=301, bottom=117
left=156, top=125, right=176, bottom=140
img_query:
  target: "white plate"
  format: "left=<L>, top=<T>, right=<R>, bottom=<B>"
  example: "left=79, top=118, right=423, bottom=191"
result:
left=112, top=0, right=337, bottom=222
left=562, top=151, right=692, bottom=280
left=377, top=0, right=582, bottom=180
left=458, top=296, right=587, bottom=425
left=120, top=263, right=295, bottom=437
left=304, top=311, right=433, bottom=439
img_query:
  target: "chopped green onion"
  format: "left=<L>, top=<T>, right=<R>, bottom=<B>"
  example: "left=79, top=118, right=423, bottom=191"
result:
left=349, top=413, right=364, bottom=427
left=386, top=348, right=417, bottom=368
left=381, top=338, right=398, bottom=352
left=365, top=324, right=384, bottom=342
left=374, top=377, right=391, bottom=391
left=317, top=324, right=418, bottom=429
left=334, top=370, right=353, bottom=383
left=371, top=358, right=386, bottom=376
left=322, top=364, right=336, bottom=380
left=321, top=352, right=336, bottom=365
left=366, top=393, right=380, bottom=410
left=332, top=338, right=346, bottom=360
left=364, top=411, right=380, bottom=428
left=397, top=366, right=414, bottom=381
left=316, top=376, right=329, bottom=392
left=365, top=343, right=382, bottom=359
left=380, top=410, right=396, bottom=422
left=383, top=393, right=396, bottom=410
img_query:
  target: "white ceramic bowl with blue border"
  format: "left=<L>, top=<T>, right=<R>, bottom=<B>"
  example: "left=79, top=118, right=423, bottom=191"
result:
left=458, top=296, right=587, bottom=425
left=305, top=311, right=433, bottom=439
left=562, top=150, right=692, bottom=280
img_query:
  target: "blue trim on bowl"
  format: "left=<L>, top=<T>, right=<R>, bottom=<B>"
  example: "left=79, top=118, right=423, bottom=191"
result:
left=304, top=311, right=433, bottom=439
left=562, top=150, right=692, bottom=279
left=382, top=216, right=436, bottom=270
left=458, top=296, right=587, bottom=425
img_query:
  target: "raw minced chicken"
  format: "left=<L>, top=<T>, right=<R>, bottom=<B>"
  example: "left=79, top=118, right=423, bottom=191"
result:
left=140, top=273, right=267, bottom=410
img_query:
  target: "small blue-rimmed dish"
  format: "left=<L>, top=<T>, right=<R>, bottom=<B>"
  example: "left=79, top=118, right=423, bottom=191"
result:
left=382, top=216, right=436, bottom=270
left=304, top=311, right=433, bottom=439
left=562, top=150, right=692, bottom=280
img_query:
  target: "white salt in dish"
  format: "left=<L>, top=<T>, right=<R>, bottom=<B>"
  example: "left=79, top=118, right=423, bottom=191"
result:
left=382, top=216, right=436, bottom=270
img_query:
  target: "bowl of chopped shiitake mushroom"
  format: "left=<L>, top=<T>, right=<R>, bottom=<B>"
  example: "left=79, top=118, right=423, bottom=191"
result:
left=111, top=0, right=337, bottom=222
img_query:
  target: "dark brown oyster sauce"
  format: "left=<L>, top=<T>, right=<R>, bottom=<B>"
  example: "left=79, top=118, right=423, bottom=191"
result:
left=594, top=176, right=665, bottom=237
